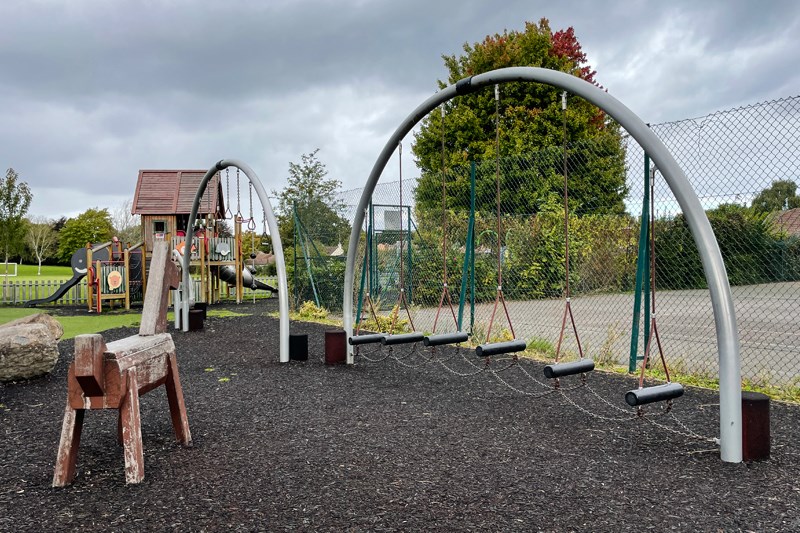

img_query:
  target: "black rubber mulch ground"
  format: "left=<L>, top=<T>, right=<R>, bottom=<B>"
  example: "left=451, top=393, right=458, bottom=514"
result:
left=1, top=300, right=799, bottom=532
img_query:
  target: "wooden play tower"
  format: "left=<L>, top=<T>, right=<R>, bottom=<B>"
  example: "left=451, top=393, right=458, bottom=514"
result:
left=131, top=169, right=245, bottom=303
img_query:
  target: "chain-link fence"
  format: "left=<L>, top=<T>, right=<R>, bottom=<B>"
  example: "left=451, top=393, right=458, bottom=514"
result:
left=296, top=95, right=800, bottom=393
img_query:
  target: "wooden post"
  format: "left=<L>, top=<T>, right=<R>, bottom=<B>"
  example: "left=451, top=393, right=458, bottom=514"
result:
left=124, top=248, right=131, bottom=310
left=86, top=243, right=94, bottom=313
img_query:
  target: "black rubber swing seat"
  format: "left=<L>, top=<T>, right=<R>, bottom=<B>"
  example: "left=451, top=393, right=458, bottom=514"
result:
left=475, top=339, right=527, bottom=357
left=349, top=333, right=386, bottom=346
left=543, top=359, right=595, bottom=379
left=423, top=332, right=469, bottom=347
left=625, top=382, right=685, bottom=407
left=381, top=332, right=426, bottom=346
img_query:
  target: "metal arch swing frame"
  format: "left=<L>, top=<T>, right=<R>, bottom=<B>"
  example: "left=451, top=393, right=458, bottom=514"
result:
left=341, top=67, right=742, bottom=463
left=179, top=159, right=290, bottom=363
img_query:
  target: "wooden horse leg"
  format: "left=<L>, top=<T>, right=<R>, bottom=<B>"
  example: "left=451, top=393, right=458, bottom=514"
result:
left=119, top=370, right=145, bottom=484
left=165, top=352, right=192, bottom=446
left=52, top=403, right=85, bottom=487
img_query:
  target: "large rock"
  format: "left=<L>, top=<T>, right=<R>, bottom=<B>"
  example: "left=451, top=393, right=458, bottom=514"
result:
left=0, top=313, right=64, bottom=382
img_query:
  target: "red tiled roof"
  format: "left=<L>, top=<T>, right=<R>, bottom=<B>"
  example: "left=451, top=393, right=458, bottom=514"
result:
left=132, top=170, right=225, bottom=216
left=770, top=208, right=800, bottom=235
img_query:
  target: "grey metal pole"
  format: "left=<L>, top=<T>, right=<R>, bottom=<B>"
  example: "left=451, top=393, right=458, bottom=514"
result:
left=182, top=159, right=290, bottom=363
left=341, top=66, right=741, bottom=463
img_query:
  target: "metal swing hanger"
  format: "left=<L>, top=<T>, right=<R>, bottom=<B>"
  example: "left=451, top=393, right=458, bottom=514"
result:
left=351, top=207, right=384, bottom=347
left=225, top=168, right=233, bottom=220
left=246, top=181, right=257, bottom=231
left=388, top=140, right=416, bottom=335
left=477, top=84, right=526, bottom=361
left=431, top=103, right=461, bottom=335
left=543, top=91, right=595, bottom=385
left=484, top=84, right=516, bottom=344
left=369, top=142, right=426, bottom=352
left=553, top=91, right=586, bottom=363
left=235, top=167, right=243, bottom=220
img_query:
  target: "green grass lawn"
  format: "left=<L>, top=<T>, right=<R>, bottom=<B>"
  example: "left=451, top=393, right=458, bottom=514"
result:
left=0, top=306, right=253, bottom=340
left=0, top=307, right=142, bottom=339
left=1, top=263, right=74, bottom=281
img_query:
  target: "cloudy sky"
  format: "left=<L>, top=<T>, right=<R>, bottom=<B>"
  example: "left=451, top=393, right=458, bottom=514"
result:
left=1, top=0, right=798, bottom=222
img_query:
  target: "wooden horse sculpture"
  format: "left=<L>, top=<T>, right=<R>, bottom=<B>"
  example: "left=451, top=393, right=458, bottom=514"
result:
left=53, top=241, right=191, bottom=486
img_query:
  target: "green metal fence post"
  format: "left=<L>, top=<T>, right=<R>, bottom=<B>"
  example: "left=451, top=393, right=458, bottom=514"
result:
left=406, top=205, right=413, bottom=302
left=458, top=161, right=477, bottom=332
left=293, top=202, right=298, bottom=307
left=629, top=154, right=652, bottom=372
left=295, top=205, right=321, bottom=307
left=458, top=162, right=475, bottom=330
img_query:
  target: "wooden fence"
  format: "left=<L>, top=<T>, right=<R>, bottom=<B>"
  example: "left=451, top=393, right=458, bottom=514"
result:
left=0, top=277, right=278, bottom=306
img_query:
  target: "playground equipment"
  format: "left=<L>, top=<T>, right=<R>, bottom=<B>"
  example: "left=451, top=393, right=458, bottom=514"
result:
left=624, top=164, right=685, bottom=407
left=426, top=104, right=468, bottom=347
left=541, top=91, right=594, bottom=384
left=342, top=67, right=742, bottom=462
left=133, top=168, right=278, bottom=304
left=25, top=240, right=145, bottom=310
left=53, top=242, right=190, bottom=486
left=177, top=159, right=289, bottom=363
left=473, top=84, right=526, bottom=360
left=351, top=142, right=422, bottom=351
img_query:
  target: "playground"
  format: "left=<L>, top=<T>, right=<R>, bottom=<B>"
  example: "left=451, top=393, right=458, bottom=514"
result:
left=1, top=65, right=798, bottom=530
left=1, top=301, right=798, bottom=531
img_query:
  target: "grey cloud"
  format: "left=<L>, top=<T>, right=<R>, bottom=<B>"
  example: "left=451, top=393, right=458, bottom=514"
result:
left=0, top=0, right=797, bottom=219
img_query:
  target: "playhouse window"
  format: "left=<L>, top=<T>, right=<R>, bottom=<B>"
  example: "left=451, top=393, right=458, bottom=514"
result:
left=153, top=220, right=167, bottom=240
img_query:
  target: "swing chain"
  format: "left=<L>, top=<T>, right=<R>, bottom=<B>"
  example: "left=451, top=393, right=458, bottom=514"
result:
left=247, top=181, right=257, bottom=231
left=225, top=168, right=233, bottom=219
left=235, top=168, right=242, bottom=219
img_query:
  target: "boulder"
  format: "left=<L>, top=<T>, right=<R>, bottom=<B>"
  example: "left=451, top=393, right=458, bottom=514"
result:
left=0, top=313, right=64, bottom=382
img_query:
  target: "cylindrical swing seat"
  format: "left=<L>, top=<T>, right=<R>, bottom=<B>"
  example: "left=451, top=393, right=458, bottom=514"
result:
left=349, top=333, right=385, bottom=346
left=381, top=332, right=425, bottom=346
left=543, top=359, right=595, bottom=379
left=475, top=339, right=527, bottom=358
left=423, top=332, right=469, bottom=347
left=625, top=382, right=684, bottom=407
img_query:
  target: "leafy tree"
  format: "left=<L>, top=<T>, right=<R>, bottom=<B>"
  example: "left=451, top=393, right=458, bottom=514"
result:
left=52, top=216, right=67, bottom=232
left=412, top=18, right=626, bottom=218
left=0, top=168, right=33, bottom=270
left=751, top=179, right=800, bottom=213
left=57, top=208, right=115, bottom=263
left=273, top=149, right=351, bottom=247
left=25, top=216, right=58, bottom=275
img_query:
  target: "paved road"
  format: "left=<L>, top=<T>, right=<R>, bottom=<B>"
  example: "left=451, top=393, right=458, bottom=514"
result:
left=410, top=282, right=800, bottom=386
